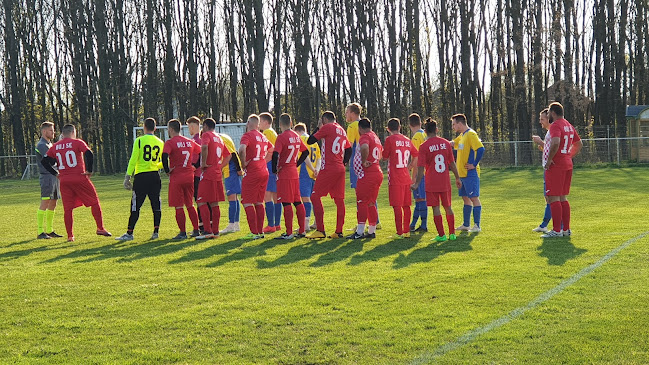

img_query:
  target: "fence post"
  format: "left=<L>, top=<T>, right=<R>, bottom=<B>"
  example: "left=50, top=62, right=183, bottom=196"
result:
left=616, top=138, right=620, bottom=166
left=514, top=142, right=518, bottom=167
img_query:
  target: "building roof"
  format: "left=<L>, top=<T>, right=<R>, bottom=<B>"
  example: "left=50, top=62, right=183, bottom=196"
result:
left=626, top=105, right=649, bottom=118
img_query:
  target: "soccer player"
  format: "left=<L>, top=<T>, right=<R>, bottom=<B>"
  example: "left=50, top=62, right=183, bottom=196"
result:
left=217, top=130, right=243, bottom=234
left=116, top=118, right=164, bottom=241
left=531, top=108, right=553, bottom=233
left=541, top=102, right=583, bottom=238
left=271, top=113, right=309, bottom=239
left=162, top=119, right=202, bottom=240
left=306, top=111, right=352, bottom=239
left=41, top=124, right=111, bottom=241
left=239, top=114, right=274, bottom=239
left=347, top=118, right=383, bottom=239
left=409, top=113, right=428, bottom=232
left=412, top=119, right=462, bottom=242
left=382, top=118, right=418, bottom=239
left=259, top=112, right=282, bottom=233
left=294, top=122, right=320, bottom=231
left=452, top=113, right=485, bottom=233
left=187, top=116, right=207, bottom=233
left=35, top=122, right=62, bottom=239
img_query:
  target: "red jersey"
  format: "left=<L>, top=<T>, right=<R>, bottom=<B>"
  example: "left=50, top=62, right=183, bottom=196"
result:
left=240, top=130, right=273, bottom=176
left=46, top=138, right=90, bottom=181
left=418, top=136, right=455, bottom=192
left=548, top=118, right=581, bottom=170
left=275, top=129, right=307, bottom=180
left=192, top=133, right=202, bottom=177
left=352, top=131, right=383, bottom=179
left=200, top=131, right=229, bottom=180
left=163, top=135, right=201, bottom=182
left=313, top=122, right=351, bottom=172
left=383, top=133, right=418, bottom=185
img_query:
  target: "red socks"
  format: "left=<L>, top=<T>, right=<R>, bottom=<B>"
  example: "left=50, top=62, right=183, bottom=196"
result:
left=244, top=205, right=257, bottom=234
left=187, top=205, right=199, bottom=231
left=446, top=214, right=455, bottom=234
left=334, top=197, right=345, bottom=233
left=357, top=202, right=368, bottom=225
left=393, top=207, right=403, bottom=235
left=403, top=206, right=411, bottom=234
left=283, top=204, right=293, bottom=235
left=91, top=204, right=104, bottom=231
left=312, top=197, right=325, bottom=232
left=295, top=204, right=306, bottom=234
left=433, top=215, right=445, bottom=236
left=550, top=201, right=563, bottom=232
left=255, top=204, right=265, bottom=234
left=211, top=206, right=220, bottom=234
left=175, top=208, right=186, bottom=232
left=64, top=208, right=74, bottom=238
left=561, top=200, right=570, bottom=230
left=368, top=204, right=378, bottom=226
left=198, top=204, right=212, bottom=234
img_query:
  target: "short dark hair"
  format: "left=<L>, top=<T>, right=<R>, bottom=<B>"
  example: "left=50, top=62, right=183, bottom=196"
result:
left=424, top=118, right=438, bottom=134
left=451, top=113, right=467, bottom=125
left=187, top=116, right=201, bottom=125
left=387, top=118, right=400, bottom=132
left=40, top=121, right=54, bottom=131
left=62, top=124, right=75, bottom=135
left=279, top=113, right=292, bottom=127
left=294, top=123, right=307, bottom=133
left=408, top=113, right=421, bottom=127
left=358, top=118, right=371, bottom=130
left=549, top=102, right=564, bottom=117
left=322, top=111, right=336, bottom=122
left=168, top=119, right=181, bottom=133
left=259, top=112, right=274, bottom=124
left=144, top=117, right=156, bottom=131
left=203, top=118, right=216, bottom=130
left=346, top=103, right=362, bottom=115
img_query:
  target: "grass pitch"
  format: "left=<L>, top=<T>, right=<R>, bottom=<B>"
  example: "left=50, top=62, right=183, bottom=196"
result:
left=1, top=167, right=648, bottom=364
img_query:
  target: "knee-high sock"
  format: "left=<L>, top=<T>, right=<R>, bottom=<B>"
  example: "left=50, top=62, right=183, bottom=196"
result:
left=393, top=207, right=403, bottom=235
left=561, top=201, right=570, bottom=230
left=463, top=205, right=472, bottom=227
left=540, top=203, right=551, bottom=228
left=312, top=196, right=325, bottom=232
left=265, top=202, right=274, bottom=227
left=127, top=209, right=140, bottom=233
left=198, top=205, right=212, bottom=234
left=91, top=204, right=104, bottom=231
left=334, top=197, right=345, bottom=233
left=235, top=199, right=240, bottom=221
left=303, top=202, right=312, bottom=218
left=187, top=205, right=199, bottom=231
left=255, top=204, right=265, bottom=234
left=175, top=208, right=186, bottom=232
left=411, top=203, right=420, bottom=228
left=433, top=214, right=445, bottom=236
left=229, top=201, right=237, bottom=223
left=64, top=208, right=74, bottom=238
left=368, top=204, right=378, bottom=226
left=244, top=205, right=258, bottom=234
left=295, top=203, right=306, bottom=234
left=274, top=203, right=282, bottom=227
left=37, top=209, right=46, bottom=234
left=211, top=206, right=220, bottom=234
left=418, top=201, right=427, bottom=228
left=283, top=204, right=293, bottom=234
left=357, top=202, right=368, bottom=225
left=46, top=209, right=55, bottom=233
left=403, top=206, right=411, bottom=235
left=473, top=206, right=481, bottom=227
left=550, top=201, right=563, bottom=232
left=375, top=202, right=380, bottom=224
left=446, top=214, right=455, bottom=234
left=153, top=211, right=161, bottom=233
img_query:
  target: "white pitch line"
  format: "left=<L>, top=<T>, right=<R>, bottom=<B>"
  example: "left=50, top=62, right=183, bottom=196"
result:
left=410, top=231, right=649, bottom=365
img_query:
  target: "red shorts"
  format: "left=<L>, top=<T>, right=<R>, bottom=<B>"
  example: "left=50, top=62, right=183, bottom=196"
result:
left=545, top=168, right=572, bottom=196
left=426, top=190, right=451, bottom=207
left=197, top=177, right=225, bottom=204
left=241, top=173, right=268, bottom=204
left=312, top=168, right=345, bottom=199
left=168, top=178, right=195, bottom=207
left=356, top=173, right=382, bottom=204
left=389, top=184, right=412, bottom=207
left=60, top=176, right=99, bottom=209
left=277, top=178, right=301, bottom=203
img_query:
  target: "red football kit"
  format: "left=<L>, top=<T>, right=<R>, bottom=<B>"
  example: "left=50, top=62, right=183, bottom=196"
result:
left=47, top=138, right=99, bottom=209
left=418, top=136, right=455, bottom=207
left=197, top=131, right=229, bottom=203
left=164, top=135, right=201, bottom=207
left=275, top=129, right=307, bottom=203
left=546, top=118, right=581, bottom=196
left=312, top=122, right=351, bottom=199
left=240, top=130, right=273, bottom=204
left=383, top=133, right=418, bottom=207
left=353, top=131, right=383, bottom=204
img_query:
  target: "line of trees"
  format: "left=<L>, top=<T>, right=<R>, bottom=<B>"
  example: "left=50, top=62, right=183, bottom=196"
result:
left=1, top=0, right=648, bottom=174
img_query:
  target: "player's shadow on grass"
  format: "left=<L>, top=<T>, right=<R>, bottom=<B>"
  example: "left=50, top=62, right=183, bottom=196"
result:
left=345, top=234, right=424, bottom=266
left=170, top=238, right=247, bottom=264
left=0, top=242, right=74, bottom=261
left=206, top=237, right=286, bottom=267
left=256, top=238, right=348, bottom=269
left=392, top=232, right=476, bottom=269
left=538, top=236, right=587, bottom=265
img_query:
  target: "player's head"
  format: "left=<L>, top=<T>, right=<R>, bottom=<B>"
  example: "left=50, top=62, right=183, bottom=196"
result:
left=424, top=117, right=438, bottom=136
left=202, top=117, right=216, bottom=131
left=539, top=108, right=551, bottom=130
left=345, top=103, right=362, bottom=122
left=451, top=113, right=468, bottom=133
left=187, top=116, right=201, bottom=135
left=294, top=123, right=307, bottom=134
left=168, top=119, right=181, bottom=136
left=279, top=113, right=292, bottom=131
left=321, top=111, right=336, bottom=125
left=143, top=118, right=156, bottom=133
left=247, top=114, right=260, bottom=132
left=259, top=112, right=273, bottom=130
left=40, top=121, right=55, bottom=140
left=548, top=102, right=564, bottom=122
left=387, top=118, right=401, bottom=135
left=61, top=124, right=76, bottom=138
left=408, top=113, right=421, bottom=133
left=358, top=118, right=372, bottom=134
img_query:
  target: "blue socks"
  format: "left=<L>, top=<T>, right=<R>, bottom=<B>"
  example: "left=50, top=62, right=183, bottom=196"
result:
left=463, top=205, right=472, bottom=227
left=228, top=201, right=237, bottom=223
left=265, top=202, right=274, bottom=227
left=540, top=203, right=551, bottom=228
left=274, top=202, right=282, bottom=227
left=417, top=201, right=427, bottom=229
left=473, top=206, right=481, bottom=227
left=411, top=204, right=421, bottom=228
left=304, top=202, right=312, bottom=219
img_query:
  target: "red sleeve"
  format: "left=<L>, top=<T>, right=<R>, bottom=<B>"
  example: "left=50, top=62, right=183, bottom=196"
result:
left=343, top=135, right=351, bottom=149
left=240, top=133, right=249, bottom=147
left=549, top=123, right=561, bottom=139
left=222, top=143, right=231, bottom=157
left=77, top=140, right=90, bottom=153
left=274, top=134, right=285, bottom=154
left=382, top=138, right=391, bottom=159
left=313, top=124, right=328, bottom=140
left=417, top=145, right=427, bottom=167
left=359, top=134, right=369, bottom=147
left=410, top=142, right=419, bottom=158
left=299, top=138, right=307, bottom=152
left=163, top=140, right=172, bottom=154
left=192, top=140, right=201, bottom=154
left=201, top=133, right=211, bottom=146
left=573, top=130, right=581, bottom=142
left=447, top=142, right=455, bottom=162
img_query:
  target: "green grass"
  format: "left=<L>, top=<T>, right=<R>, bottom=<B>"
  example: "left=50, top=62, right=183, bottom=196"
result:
left=1, top=167, right=648, bottom=364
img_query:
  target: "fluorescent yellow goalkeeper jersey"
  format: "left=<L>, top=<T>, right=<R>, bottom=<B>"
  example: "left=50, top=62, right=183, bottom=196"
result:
left=127, top=134, right=164, bottom=176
